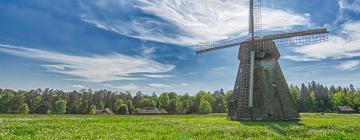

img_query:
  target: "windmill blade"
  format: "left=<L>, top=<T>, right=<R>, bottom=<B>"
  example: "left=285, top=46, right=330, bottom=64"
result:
left=263, top=28, right=329, bottom=40
left=195, top=35, right=250, bottom=54
left=249, top=0, right=262, bottom=38
left=274, top=32, right=329, bottom=47
left=262, top=28, right=329, bottom=47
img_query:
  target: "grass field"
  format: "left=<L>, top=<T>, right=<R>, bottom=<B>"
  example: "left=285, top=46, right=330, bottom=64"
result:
left=0, top=113, right=360, bottom=139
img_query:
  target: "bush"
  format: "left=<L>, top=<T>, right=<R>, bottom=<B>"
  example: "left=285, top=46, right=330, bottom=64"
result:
left=133, top=108, right=140, bottom=114
left=118, top=104, right=129, bottom=115
left=114, top=99, right=125, bottom=114
left=89, top=105, right=96, bottom=115
left=199, top=100, right=212, bottom=114
left=159, top=109, right=168, bottom=114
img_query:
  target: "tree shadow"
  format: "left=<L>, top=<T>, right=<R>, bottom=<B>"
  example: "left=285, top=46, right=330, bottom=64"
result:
left=240, top=120, right=303, bottom=136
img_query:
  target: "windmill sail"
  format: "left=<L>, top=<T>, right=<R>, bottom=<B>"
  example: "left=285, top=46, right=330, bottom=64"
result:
left=249, top=0, right=262, bottom=39
left=247, top=0, right=262, bottom=107
left=268, top=28, right=329, bottom=47
left=263, top=28, right=328, bottom=40
left=195, top=35, right=250, bottom=54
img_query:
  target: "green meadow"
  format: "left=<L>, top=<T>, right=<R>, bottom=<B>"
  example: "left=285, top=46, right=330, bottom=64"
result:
left=0, top=113, right=360, bottom=139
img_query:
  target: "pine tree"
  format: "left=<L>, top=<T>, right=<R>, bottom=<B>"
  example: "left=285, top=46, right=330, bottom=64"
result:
left=299, top=84, right=313, bottom=112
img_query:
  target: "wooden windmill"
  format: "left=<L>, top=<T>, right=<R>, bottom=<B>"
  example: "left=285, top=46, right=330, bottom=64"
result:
left=195, top=0, right=329, bottom=120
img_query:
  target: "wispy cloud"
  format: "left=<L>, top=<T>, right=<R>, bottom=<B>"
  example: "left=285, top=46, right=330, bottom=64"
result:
left=79, top=0, right=308, bottom=45
left=0, top=44, right=175, bottom=82
left=212, top=66, right=228, bottom=71
left=111, top=83, right=139, bottom=91
left=102, top=83, right=140, bottom=91
left=339, top=0, right=360, bottom=12
left=181, top=83, right=189, bottom=86
left=143, top=74, right=173, bottom=78
left=282, top=55, right=320, bottom=62
left=284, top=21, right=360, bottom=61
left=338, top=60, right=360, bottom=71
left=142, top=46, right=156, bottom=57
left=148, top=83, right=171, bottom=88
left=72, top=84, right=85, bottom=89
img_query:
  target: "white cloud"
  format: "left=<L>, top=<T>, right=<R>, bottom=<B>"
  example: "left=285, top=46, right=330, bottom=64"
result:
left=143, top=74, right=173, bottom=78
left=113, top=83, right=139, bottom=91
left=79, top=0, right=308, bottom=45
left=72, top=84, right=85, bottom=89
left=148, top=83, right=171, bottom=88
left=181, top=83, right=189, bottom=86
left=284, top=21, right=360, bottom=61
left=212, top=66, right=228, bottom=71
left=142, top=46, right=156, bottom=57
left=0, top=44, right=175, bottom=82
left=339, top=0, right=360, bottom=12
left=282, top=55, right=319, bottom=62
left=338, top=60, right=360, bottom=71
left=101, top=83, right=140, bottom=91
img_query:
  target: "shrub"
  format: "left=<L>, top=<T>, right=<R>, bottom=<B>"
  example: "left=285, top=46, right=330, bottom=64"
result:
left=114, top=99, right=125, bottom=114
left=118, top=104, right=129, bottom=115
left=159, top=109, right=168, bottom=114
left=89, top=105, right=96, bottom=115
left=133, top=108, right=140, bottom=114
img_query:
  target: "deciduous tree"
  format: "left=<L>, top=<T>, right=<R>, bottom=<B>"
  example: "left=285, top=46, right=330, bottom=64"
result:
left=22, top=104, right=29, bottom=115
left=53, top=100, right=67, bottom=114
left=199, top=100, right=212, bottom=114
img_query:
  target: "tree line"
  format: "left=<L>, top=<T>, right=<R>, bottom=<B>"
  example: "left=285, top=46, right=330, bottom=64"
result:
left=0, top=88, right=231, bottom=115
left=289, top=81, right=360, bottom=112
left=0, top=81, right=359, bottom=115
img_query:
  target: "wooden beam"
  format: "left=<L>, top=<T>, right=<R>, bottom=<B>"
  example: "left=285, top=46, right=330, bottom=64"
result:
left=248, top=50, right=255, bottom=107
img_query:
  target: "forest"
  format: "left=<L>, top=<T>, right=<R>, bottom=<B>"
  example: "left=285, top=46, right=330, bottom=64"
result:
left=0, top=81, right=359, bottom=115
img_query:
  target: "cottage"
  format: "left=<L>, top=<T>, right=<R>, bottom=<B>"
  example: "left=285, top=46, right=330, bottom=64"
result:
left=337, top=106, right=354, bottom=114
left=137, top=107, right=162, bottom=115
left=95, top=108, right=115, bottom=115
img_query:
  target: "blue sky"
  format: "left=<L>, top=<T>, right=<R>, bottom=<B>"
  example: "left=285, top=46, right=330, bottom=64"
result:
left=0, top=0, right=359, bottom=94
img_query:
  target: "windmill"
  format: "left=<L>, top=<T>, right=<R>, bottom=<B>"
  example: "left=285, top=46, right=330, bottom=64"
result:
left=195, top=0, right=329, bottom=120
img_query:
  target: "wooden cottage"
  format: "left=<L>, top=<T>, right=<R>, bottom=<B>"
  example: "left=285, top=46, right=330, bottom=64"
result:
left=96, top=108, right=115, bottom=115
left=337, top=106, right=354, bottom=114
left=137, top=107, right=162, bottom=115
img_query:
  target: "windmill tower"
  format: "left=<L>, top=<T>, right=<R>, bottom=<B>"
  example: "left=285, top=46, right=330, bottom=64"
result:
left=195, top=0, right=329, bottom=120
